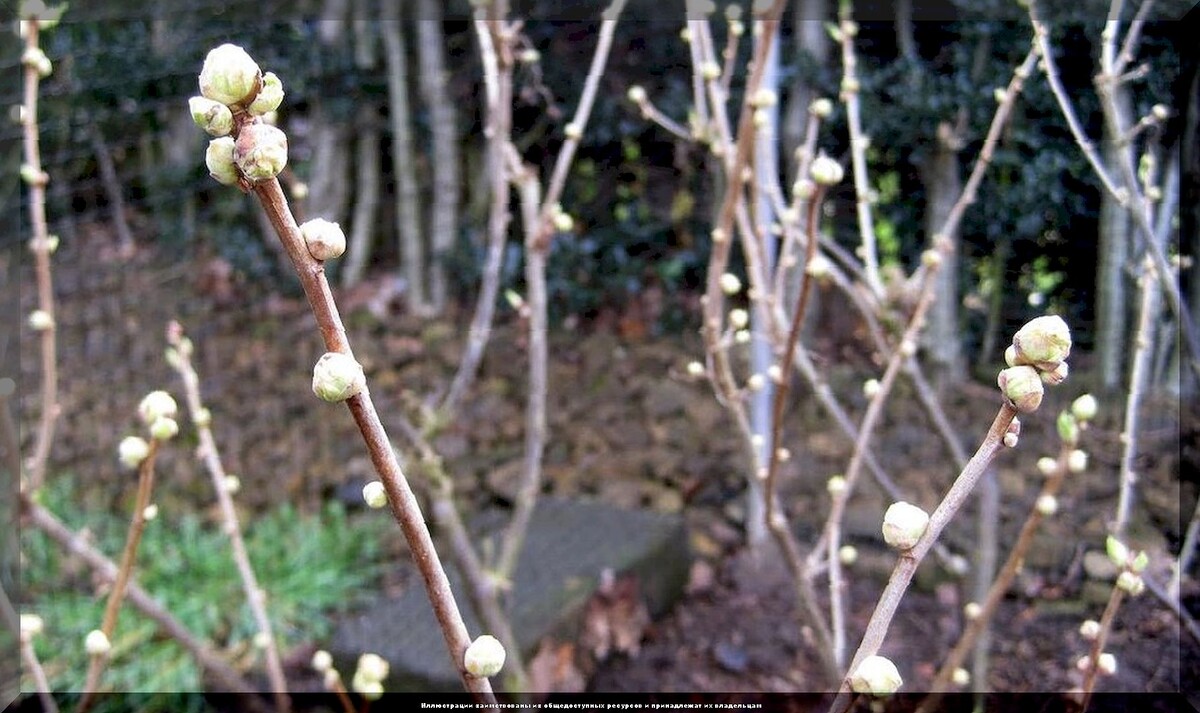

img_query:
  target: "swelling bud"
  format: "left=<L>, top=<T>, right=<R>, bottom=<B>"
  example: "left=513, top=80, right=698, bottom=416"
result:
left=198, top=43, right=262, bottom=107
left=206, top=137, right=239, bottom=186
left=248, top=72, right=284, bottom=115
left=882, top=501, right=929, bottom=551
left=138, top=391, right=178, bottom=425
left=312, top=352, right=366, bottom=402
left=234, top=123, right=288, bottom=182
left=118, top=436, right=151, bottom=469
left=997, top=365, right=1044, bottom=413
left=189, top=96, right=233, bottom=136
left=300, top=218, right=346, bottom=261
left=1011, top=315, right=1072, bottom=371
left=464, top=634, right=506, bottom=678
left=849, top=655, right=902, bottom=696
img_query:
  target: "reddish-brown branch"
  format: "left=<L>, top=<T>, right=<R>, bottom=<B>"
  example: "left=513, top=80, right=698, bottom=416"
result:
left=78, top=438, right=162, bottom=710
left=252, top=179, right=496, bottom=707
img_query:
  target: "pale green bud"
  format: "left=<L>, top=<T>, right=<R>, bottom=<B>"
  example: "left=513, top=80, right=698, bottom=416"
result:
left=627, top=85, right=647, bottom=104
left=223, top=475, right=241, bottom=494
left=1057, top=411, right=1079, bottom=445
left=1130, top=550, right=1149, bottom=574
left=1040, top=360, right=1068, bottom=385
left=809, top=98, right=833, bottom=118
left=142, top=503, right=158, bottom=521
left=729, top=308, right=749, bottom=329
left=362, top=480, right=388, bottom=509
left=198, top=43, right=262, bottom=107
left=1071, top=394, right=1098, bottom=422
left=700, top=62, right=720, bottom=81
left=1106, top=536, right=1128, bottom=568
left=84, top=629, right=111, bottom=656
left=1035, top=494, right=1058, bottom=516
left=686, top=361, right=704, bottom=377
left=300, top=218, right=346, bottom=261
left=248, top=72, right=284, bottom=116
left=205, top=137, right=239, bottom=186
left=827, top=475, right=847, bottom=496
left=312, top=352, right=366, bottom=402
left=20, top=613, right=44, bottom=641
left=138, top=391, right=178, bottom=425
left=1011, top=315, right=1072, bottom=371
left=951, top=668, right=970, bottom=686
left=1116, top=571, right=1144, bottom=596
left=28, top=310, right=53, bottom=331
left=464, top=634, right=506, bottom=678
left=882, top=501, right=929, bottom=551
left=20, top=163, right=47, bottom=186
left=1067, top=449, right=1087, bottom=473
left=1079, top=620, right=1100, bottom=639
left=863, top=379, right=881, bottom=398
left=355, top=652, right=390, bottom=683
left=849, top=655, right=902, bottom=696
left=311, top=649, right=333, bottom=673
left=189, top=96, right=234, bottom=137
left=1036, top=457, right=1058, bottom=477
left=118, top=436, right=151, bottom=469
left=553, top=211, right=575, bottom=232
left=1097, top=652, right=1117, bottom=675
left=810, top=153, right=845, bottom=186
left=234, top=123, right=288, bottom=183
left=963, top=602, right=982, bottom=620
left=150, top=416, right=179, bottom=441
left=838, top=545, right=858, bottom=565
left=563, top=123, right=582, bottom=141
left=719, top=273, right=742, bottom=295
left=997, top=365, right=1044, bottom=413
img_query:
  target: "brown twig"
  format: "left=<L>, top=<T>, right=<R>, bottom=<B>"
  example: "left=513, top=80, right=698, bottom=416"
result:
left=78, top=438, right=162, bottom=709
left=251, top=177, right=496, bottom=707
left=167, top=323, right=290, bottom=713
left=827, top=402, right=1019, bottom=713
left=21, top=16, right=60, bottom=493
left=1077, top=581, right=1126, bottom=712
left=922, top=441, right=1076, bottom=704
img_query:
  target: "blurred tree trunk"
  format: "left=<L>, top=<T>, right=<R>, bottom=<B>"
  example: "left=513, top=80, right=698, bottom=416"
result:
left=1184, top=62, right=1200, bottom=398
left=416, top=0, right=460, bottom=314
left=382, top=1, right=429, bottom=312
left=747, top=33, right=780, bottom=554
left=307, top=0, right=353, bottom=240
left=780, top=0, right=830, bottom=177
left=341, top=111, right=383, bottom=286
left=920, top=122, right=966, bottom=385
left=1095, top=92, right=1132, bottom=392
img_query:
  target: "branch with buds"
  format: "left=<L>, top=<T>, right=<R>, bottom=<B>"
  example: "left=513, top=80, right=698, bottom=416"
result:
left=165, top=322, right=290, bottom=713
left=827, top=316, right=1073, bottom=713
left=188, top=43, right=496, bottom=707
left=919, top=394, right=1100, bottom=708
left=78, top=391, right=181, bottom=712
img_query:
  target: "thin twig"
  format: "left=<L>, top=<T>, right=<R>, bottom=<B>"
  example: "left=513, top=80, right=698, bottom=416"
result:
left=251, top=178, right=496, bottom=707
left=826, top=402, right=1019, bottom=713
left=922, top=442, right=1076, bottom=704
left=167, top=323, right=290, bottom=713
left=837, top=5, right=883, bottom=298
left=5, top=583, right=56, bottom=712
left=78, top=438, right=162, bottom=709
left=21, top=16, right=60, bottom=492
left=1113, top=256, right=1157, bottom=539
left=1078, top=581, right=1126, bottom=712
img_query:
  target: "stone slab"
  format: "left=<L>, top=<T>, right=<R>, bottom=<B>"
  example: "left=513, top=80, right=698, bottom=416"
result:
left=331, top=497, right=690, bottom=692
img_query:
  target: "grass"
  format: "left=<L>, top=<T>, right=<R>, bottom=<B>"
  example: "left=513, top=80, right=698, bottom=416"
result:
left=20, top=475, right=394, bottom=712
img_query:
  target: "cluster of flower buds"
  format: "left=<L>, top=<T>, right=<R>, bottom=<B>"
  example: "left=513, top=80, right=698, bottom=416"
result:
left=311, top=649, right=343, bottom=691
left=997, top=315, right=1072, bottom=413
left=190, top=44, right=287, bottom=187
left=351, top=652, right=390, bottom=700
left=19, top=613, right=44, bottom=644
left=464, top=634, right=506, bottom=678
left=1105, top=536, right=1149, bottom=597
left=117, top=391, right=178, bottom=468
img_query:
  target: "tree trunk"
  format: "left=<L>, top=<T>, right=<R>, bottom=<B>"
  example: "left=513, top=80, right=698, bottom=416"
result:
left=1095, top=92, right=1132, bottom=391
left=382, top=2, right=429, bottom=313
left=920, top=122, right=966, bottom=385
left=341, top=112, right=383, bottom=287
left=306, top=0, right=353, bottom=231
left=747, top=32, right=781, bottom=554
left=416, top=0, right=460, bottom=314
